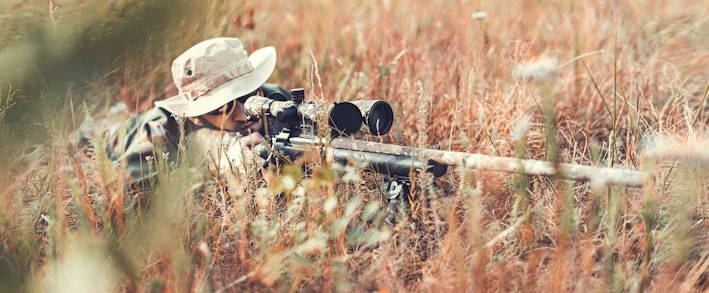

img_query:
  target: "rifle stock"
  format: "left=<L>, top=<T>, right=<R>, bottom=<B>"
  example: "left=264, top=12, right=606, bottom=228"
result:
left=330, top=139, right=652, bottom=188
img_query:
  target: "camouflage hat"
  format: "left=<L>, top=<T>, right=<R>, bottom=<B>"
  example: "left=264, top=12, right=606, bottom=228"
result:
left=155, top=37, right=276, bottom=117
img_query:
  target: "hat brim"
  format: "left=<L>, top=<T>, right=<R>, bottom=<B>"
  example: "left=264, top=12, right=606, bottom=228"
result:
left=155, top=46, right=277, bottom=117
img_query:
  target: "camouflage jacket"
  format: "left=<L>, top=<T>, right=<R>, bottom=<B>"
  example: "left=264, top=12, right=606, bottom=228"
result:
left=78, top=83, right=290, bottom=190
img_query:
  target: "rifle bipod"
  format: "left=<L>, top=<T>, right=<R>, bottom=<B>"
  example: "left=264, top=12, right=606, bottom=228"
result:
left=383, top=177, right=411, bottom=225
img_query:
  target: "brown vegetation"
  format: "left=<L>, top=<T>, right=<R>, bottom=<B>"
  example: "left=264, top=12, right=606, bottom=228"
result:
left=0, top=0, right=707, bottom=292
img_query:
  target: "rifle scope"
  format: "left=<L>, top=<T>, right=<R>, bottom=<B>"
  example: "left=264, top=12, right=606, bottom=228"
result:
left=244, top=90, right=363, bottom=136
left=244, top=88, right=395, bottom=137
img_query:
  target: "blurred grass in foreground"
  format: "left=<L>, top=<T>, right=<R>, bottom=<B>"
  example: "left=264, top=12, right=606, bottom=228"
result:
left=0, top=0, right=212, bottom=145
left=1, top=0, right=708, bottom=292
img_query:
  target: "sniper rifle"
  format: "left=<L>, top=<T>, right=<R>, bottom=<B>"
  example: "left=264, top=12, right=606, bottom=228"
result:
left=245, top=88, right=652, bottom=223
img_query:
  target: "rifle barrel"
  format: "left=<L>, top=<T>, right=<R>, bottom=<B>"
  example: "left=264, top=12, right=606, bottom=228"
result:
left=331, top=139, right=652, bottom=188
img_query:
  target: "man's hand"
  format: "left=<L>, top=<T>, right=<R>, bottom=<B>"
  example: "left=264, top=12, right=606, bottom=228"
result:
left=191, top=128, right=266, bottom=192
left=235, top=132, right=265, bottom=148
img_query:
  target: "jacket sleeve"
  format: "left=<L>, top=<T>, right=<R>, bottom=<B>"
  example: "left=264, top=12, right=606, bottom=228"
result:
left=84, top=107, right=182, bottom=188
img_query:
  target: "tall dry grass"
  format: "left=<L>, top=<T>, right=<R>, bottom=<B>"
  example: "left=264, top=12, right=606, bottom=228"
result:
left=1, top=0, right=708, bottom=292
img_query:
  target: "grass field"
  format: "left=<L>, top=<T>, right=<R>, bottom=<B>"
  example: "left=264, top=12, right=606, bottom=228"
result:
left=1, top=0, right=708, bottom=292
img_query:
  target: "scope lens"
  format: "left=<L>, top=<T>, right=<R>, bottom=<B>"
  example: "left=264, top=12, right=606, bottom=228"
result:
left=348, top=100, right=394, bottom=135
left=366, top=101, right=393, bottom=135
left=329, top=102, right=363, bottom=136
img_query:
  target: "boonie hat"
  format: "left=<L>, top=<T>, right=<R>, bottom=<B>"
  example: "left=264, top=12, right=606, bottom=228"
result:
left=155, top=37, right=276, bottom=117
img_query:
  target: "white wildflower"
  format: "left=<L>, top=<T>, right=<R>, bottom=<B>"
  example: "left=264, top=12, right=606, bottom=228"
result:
left=511, top=115, right=532, bottom=141
left=514, top=57, right=559, bottom=80
left=281, top=175, right=296, bottom=191
left=471, top=12, right=487, bottom=19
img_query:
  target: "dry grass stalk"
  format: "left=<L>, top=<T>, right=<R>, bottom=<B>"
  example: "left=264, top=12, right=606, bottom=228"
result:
left=0, top=0, right=708, bottom=292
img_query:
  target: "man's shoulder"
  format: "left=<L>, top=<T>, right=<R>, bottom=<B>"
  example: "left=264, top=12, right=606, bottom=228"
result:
left=138, top=106, right=173, bottom=121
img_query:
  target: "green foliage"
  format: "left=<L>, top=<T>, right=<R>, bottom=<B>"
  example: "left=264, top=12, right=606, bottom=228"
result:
left=0, top=0, right=210, bottom=144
